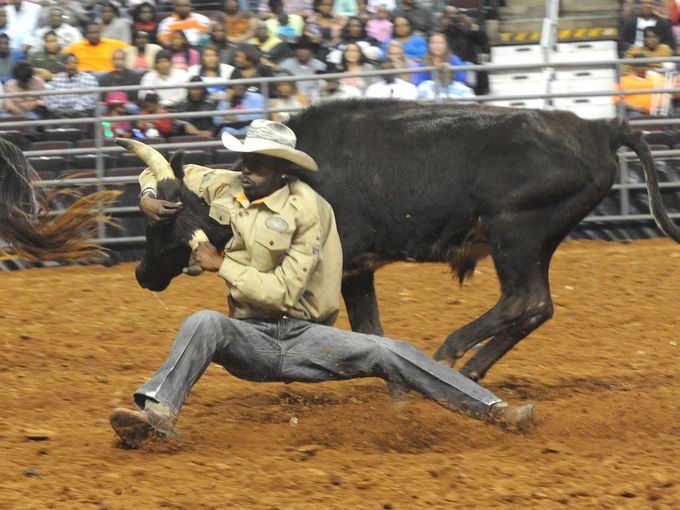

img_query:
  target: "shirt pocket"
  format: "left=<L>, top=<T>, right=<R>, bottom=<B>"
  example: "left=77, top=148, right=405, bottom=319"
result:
left=209, top=203, right=231, bottom=225
left=251, top=230, right=293, bottom=272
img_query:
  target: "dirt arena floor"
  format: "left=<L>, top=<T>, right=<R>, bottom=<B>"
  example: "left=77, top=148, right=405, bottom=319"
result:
left=2, top=239, right=680, bottom=509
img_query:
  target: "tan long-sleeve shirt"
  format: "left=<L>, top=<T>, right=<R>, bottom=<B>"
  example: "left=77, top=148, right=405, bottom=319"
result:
left=140, top=165, right=343, bottom=325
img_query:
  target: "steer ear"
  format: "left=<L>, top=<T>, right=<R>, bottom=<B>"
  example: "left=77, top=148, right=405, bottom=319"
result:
left=169, top=150, right=185, bottom=181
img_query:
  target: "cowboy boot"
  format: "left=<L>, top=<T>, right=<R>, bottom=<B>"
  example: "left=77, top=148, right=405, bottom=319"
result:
left=110, top=401, right=177, bottom=448
left=486, top=402, right=535, bottom=432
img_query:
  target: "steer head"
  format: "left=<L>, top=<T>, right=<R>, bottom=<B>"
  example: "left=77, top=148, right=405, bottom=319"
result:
left=116, top=139, right=233, bottom=291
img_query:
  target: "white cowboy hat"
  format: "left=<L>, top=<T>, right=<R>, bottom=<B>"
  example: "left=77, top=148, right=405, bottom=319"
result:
left=221, top=119, right=319, bottom=171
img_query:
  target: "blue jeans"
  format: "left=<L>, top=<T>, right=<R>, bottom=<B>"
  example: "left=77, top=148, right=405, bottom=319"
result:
left=134, top=311, right=503, bottom=420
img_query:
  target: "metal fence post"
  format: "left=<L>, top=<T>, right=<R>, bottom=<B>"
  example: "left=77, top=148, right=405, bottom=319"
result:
left=94, top=90, right=106, bottom=241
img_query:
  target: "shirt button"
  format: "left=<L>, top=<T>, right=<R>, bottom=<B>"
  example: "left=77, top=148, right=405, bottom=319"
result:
left=269, top=241, right=274, bottom=246
left=245, top=211, right=249, bottom=216
left=303, top=268, right=307, bottom=272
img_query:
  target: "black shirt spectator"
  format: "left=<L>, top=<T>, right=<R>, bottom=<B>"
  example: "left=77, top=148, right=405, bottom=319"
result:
left=175, top=76, right=218, bottom=137
left=98, top=49, right=142, bottom=103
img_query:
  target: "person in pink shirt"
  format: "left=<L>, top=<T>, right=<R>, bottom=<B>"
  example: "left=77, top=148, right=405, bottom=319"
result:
left=367, top=5, right=393, bottom=43
left=168, top=30, right=200, bottom=70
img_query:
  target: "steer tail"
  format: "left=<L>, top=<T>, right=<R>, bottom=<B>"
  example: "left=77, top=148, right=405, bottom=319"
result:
left=615, top=121, right=680, bottom=244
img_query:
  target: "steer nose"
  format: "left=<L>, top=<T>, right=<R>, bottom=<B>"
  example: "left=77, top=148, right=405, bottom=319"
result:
left=135, top=264, right=149, bottom=289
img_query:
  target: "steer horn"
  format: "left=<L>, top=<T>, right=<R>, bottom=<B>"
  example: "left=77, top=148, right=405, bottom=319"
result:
left=115, top=138, right=176, bottom=182
left=183, top=229, right=210, bottom=276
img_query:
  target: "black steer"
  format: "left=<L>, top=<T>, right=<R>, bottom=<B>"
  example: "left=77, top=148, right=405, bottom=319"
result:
left=124, top=99, right=680, bottom=381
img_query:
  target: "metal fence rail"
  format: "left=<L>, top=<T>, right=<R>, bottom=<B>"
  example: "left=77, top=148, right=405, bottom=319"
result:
left=5, top=54, right=680, bottom=251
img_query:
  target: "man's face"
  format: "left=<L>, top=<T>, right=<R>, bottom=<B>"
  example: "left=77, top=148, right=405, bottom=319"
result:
left=135, top=32, right=150, bottom=48
left=296, top=47, right=312, bottom=63
left=633, top=63, right=648, bottom=77
left=49, top=8, right=62, bottom=28
left=175, top=0, right=191, bottom=19
left=112, top=50, right=126, bottom=70
left=224, top=0, right=238, bottom=15
left=64, top=55, right=78, bottom=73
left=101, top=5, right=115, bottom=23
left=347, top=19, right=362, bottom=37
left=241, top=154, right=286, bottom=201
left=393, top=17, right=410, bottom=37
left=639, top=0, right=655, bottom=16
left=255, top=25, right=268, bottom=40
left=86, top=25, right=101, bottom=45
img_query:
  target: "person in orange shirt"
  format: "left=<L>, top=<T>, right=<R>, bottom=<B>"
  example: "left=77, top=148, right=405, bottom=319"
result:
left=157, top=0, right=210, bottom=47
left=613, top=55, right=667, bottom=116
left=62, top=23, right=130, bottom=73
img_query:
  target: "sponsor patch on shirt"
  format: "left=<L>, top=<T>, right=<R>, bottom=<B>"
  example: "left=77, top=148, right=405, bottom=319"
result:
left=265, top=216, right=289, bottom=233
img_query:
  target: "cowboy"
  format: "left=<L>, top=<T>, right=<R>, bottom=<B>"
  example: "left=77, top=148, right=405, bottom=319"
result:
left=110, top=120, right=534, bottom=448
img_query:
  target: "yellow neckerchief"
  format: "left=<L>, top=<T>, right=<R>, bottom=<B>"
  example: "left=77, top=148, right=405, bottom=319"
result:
left=236, top=191, right=267, bottom=206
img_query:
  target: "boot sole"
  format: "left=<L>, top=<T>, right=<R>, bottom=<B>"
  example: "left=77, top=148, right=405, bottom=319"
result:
left=110, top=408, right=154, bottom=448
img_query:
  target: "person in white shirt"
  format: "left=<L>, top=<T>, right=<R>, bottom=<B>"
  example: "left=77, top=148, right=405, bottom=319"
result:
left=32, top=7, right=82, bottom=52
left=6, top=0, right=41, bottom=52
left=416, top=67, right=475, bottom=102
left=364, top=60, right=418, bottom=100
left=139, top=49, right=190, bottom=109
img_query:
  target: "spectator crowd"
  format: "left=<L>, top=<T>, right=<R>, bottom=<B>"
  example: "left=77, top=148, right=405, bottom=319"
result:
left=0, top=0, right=490, bottom=140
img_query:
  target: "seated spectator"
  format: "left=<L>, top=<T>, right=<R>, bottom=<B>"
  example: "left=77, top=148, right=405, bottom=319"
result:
left=384, top=40, right=418, bottom=83
left=28, top=31, right=68, bottom=82
left=315, top=62, right=362, bottom=102
left=270, top=71, right=310, bottom=122
left=232, top=42, right=275, bottom=95
left=613, top=55, right=666, bottom=116
left=279, top=35, right=326, bottom=100
left=131, top=2, right=158, bottom=45
left=197, top=15, right=237, bottom=65
left=168, top=29, right=200, bottom=70
left=3, top=61, right=48, bottom=119
left=38, top=0, right=89, bottom=30
left=46, top=53, right=99, bottom=117
left=391, top=0, right=434, bottom=36
left=98, top=49, right=142, bottom=105
left=33, top=7, right=82, bottom=52
left=136, top=91, right=174, bottom=138
left=302, top=22, right=332, bottom=62
left=307, top=0, right=346, bottom=46
left=6, top=0, right=41, bottom=54
left=383, top=17, right=427, bottom=62
left=63, top=23, right=131, bottom=74
left=139, top=49, right=190, bottom=110
left=364, top=60, right=417, bottom=99
left=213, top=82, right=265, bottom=136
left=412, top=33, right=466, bottom=87
left=175, top=76, right=217, bottom=136
left=620, top=0, right=676, bottom=55
left=624, top=26, right=673, bottom=73
left=0, top=34, right=22, bottom=82
left=330, top=16, right=382, bottom=63
left=157, top=0, right=210, bottom=47
left=188, top=44, right=235, bottom=101
left=355, top=0, right=371, bottom=24
left=102, top=91, right=132, bottom=138
left=416, top=67, right=475, bottom=101
left=249, top=19, right=291, bottom=66
left=125, top=30, right=162, bottom=73
left=0, top=6, right=28, bottom=55
left=366, top=5, right=393, bottom=43
left=223, top=0, right=257, bottom=44
left=338, top=41, right=375, bottom=93
left=100, top=2, right=132, bottom=45
left=265, top=0, right=305, bottom=39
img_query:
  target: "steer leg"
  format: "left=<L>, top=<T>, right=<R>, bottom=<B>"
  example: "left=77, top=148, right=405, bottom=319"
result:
left=434, top=214, right=557, bottom=379
left=342, top=271, right=384, bottom=335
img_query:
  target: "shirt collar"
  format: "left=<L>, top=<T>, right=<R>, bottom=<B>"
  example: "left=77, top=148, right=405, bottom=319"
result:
left=235, top=183, right=290, bottom=213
